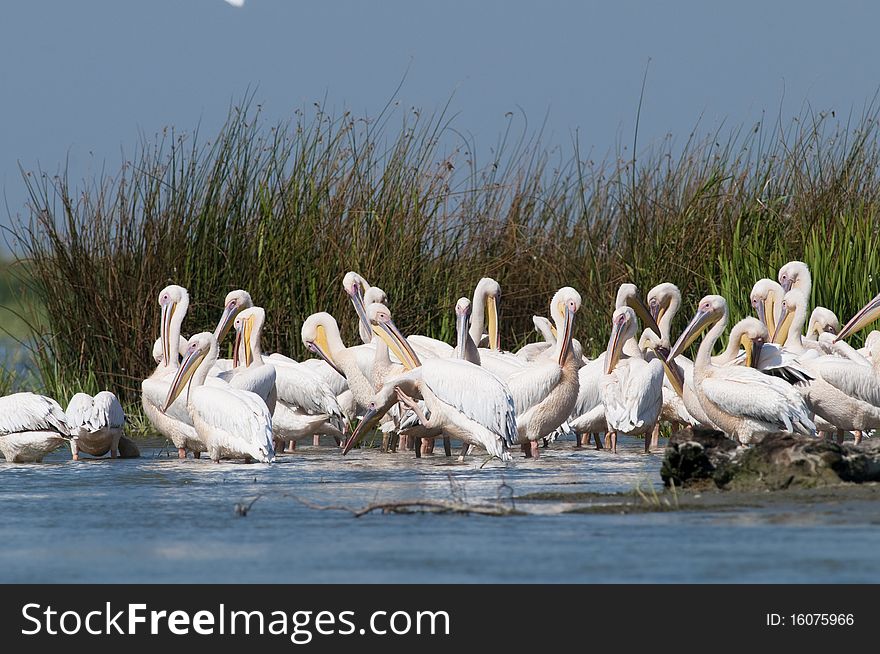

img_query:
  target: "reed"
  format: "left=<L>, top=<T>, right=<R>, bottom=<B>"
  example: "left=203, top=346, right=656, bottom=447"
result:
left=10, top=97, right=880, bottom=414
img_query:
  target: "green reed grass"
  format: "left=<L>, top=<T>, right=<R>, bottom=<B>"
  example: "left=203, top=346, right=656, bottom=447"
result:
left=10, top=96, right=880, bottom=411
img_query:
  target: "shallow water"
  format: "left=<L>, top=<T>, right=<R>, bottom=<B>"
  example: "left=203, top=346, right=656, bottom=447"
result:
left=1, top=435, right=879, bottom=583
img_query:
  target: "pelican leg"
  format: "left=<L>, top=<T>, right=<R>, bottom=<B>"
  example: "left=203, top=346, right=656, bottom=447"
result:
left=111, top=448, right=118, bottom=459
left=395, top=388, right=432, bottom=459
left=530, top=440, right=540, bottom=459
left=521, top=443, right=531, bottom=458
left=457, top=442, right=470, bottom=462
left=178, top=447, right=187, bottom=460
left=423, top=438, right=436, bottom=455
left=443, top=437, right=452, bottom=457
left=381, top=433, right=391, bottom=453
left=817, top=430, right=826, bottom=440
left=542, top=438, right=549, bottom=448
left=313, top=435, right=321, bottom=447
left=414, top=438, right=422, bottom=458
left=609, top=431, right=618, bottom=454
left=574, top=433, right=583, bottom=449
left=333, top=436, right=341, bottom=446
left=70, top=439, right=79, bottom=462
left=194, top=451, right=201, bottom=459
left=836, top=430, right=845, bottom=444
left=603, top=433, right=611, bottom=449
left=854, top=430, right=863, bottom=446
left=593, top=433, right=604, bottom=450
left=649, top=422, right=661, bottom=451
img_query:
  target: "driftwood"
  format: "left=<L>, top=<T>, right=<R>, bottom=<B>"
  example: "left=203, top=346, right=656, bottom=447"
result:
left=233, top=476, right=521, bottom=517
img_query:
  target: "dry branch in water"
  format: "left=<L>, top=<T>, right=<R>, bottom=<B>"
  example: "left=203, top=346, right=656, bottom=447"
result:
left=234, top=477, right=521, bottom=517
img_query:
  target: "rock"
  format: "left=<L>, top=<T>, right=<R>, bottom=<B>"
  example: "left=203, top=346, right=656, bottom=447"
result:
left=661, top=429, right=880, bottom=490
left=117, top=436, right=141, bottom=458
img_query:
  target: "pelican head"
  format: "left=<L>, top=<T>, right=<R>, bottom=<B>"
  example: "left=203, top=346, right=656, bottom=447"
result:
left=646, top=282, right=681, bottom=329
left=159, top=285, right=189, bottom=367
left=341, top=384, right=400, bottom=455
left=301, top=313, right=346, bottom=377
left=865, top=330, right=880, bottom=357
left=367, top=303, right=421, bottom=370
left=750, top=278, right=784, bottom=335
left=772, top=289, right=808, bottom=344
left=615, top=283, right=661, bottom=337
left=163, top=332, right=217, bottom=411
left=532, top=315, right=556, bottom=343
left=605, top=306, right=637, bottom=374
left=551, top=287, right=581, bottom=365
left=475, top=277, right=502, bottom=351
left=668, top=295, right=727, bottom=362
left=836, top=290, right=880, bottom=342
left=778, top=261, right=810, bottom=294
left=806, top=307, right=840, bottom=340
left=233, top=306, right=265, bottom=368
left=343, top=271, right=373, bottom=341
left=731, top=317, right=767, bottom=368
left=213, top=290, right=253, bottom=344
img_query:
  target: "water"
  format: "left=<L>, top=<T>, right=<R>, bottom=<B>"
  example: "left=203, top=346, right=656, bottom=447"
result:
left=1, top=435, right=879, bottom=583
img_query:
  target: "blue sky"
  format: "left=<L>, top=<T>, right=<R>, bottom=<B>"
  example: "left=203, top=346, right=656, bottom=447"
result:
left=2, top=0, right=878, bottom=239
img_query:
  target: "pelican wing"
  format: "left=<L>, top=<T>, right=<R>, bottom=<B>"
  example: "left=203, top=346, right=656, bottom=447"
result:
left=506, top=361, right=562, bottom=414
left=0, top=393, right=69, bottom=436
left=406, top=334, right=454, bottom=357
left=295, top=356, right=349, bottom=396
left=701, top=367, right=815, bottom=435
left=90, top=391, right=125, bottom=430
left=271, top=359, right=344, bottom=420
left=65, top=393, right=94, bottom=431
left=190, top=386, right=274, bottom=458
left=422, top=358, right=517, bottom=445
left=810, top=359, right=880, bottom=408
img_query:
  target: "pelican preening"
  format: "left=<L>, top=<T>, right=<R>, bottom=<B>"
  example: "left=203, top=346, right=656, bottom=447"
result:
left=66, top=392, right=125, bottom=460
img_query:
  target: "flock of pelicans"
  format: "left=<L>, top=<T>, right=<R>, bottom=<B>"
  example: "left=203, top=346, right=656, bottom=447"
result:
left=2, top=261, right=880, bottom=465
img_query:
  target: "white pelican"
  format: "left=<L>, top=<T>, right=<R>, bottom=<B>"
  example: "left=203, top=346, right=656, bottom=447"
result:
left=645, top=282, right=700, bottom=447
left=66, top=392, right=125, bottom=460
left=225, top=308, right=344, bottom=451
left=779, top=260, right=811, bottom=297
left=341, top=310, right=517, bottom=462
left=0, top=393, right=70, bottom=463
left=601, top=306, right=665, bottom=453
left=343, top=271, right=389, bottom=345
left=505, top=287, right=581, bottom=458
left=301, top=312, right=387, bottom=412
left=668, top=295, right=815, bottom=445
left=750, top=278, right=785, bottom=340
left=773, top=290, right=831, bottom=357
left=163, top=333, right=274, bottom=463
left=217, top=307, right=277, bottom=412
left=141, top=285, right=207, bottom=458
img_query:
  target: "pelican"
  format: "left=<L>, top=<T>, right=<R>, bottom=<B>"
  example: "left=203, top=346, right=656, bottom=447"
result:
left=505, top=287, right=581, bottom=458
left=66, top=392, right=125, bottom=460
left=601, top=306, right=665, bottom=453
left=163, top=333, right=274, bottom=463
left=0, top=393, right=70, bottom=463
left=141, top=285, right=207, bottom=458
left=452, top=298, right=481, bottom=365
left=645, top=282, right=700, bottom=447
left=341, top=310, right=517, bottom=462
left=217, top=307, right=277, bottom=412
left=750, top=279, right=785, bottom=340
left=668, top=295, right=815, bottom=445
left=773, top=290, right=831, bottom=357
left=343, top=271, right=390, bottom=345
left=301, top=312, right=387, bottom=413
left=566, top=283, right=661, bottom=450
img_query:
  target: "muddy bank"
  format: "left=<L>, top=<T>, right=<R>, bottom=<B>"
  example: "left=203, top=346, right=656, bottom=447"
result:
left=660, top=428, right=880, bottom=491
